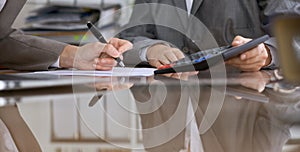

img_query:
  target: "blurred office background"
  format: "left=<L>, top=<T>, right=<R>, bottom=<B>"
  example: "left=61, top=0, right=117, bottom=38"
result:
left=13, top=0, right=135, bottom=44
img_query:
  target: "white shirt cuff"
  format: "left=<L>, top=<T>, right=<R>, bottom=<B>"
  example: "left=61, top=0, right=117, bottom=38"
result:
left=50, top=57, right=61, bottom=68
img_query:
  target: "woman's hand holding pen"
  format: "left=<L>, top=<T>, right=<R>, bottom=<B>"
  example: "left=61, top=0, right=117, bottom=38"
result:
left=59, top=38, right=132, bottom=70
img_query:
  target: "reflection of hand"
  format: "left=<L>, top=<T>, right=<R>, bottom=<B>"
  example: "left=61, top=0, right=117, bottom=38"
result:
left=146, top=72, right=198, bottom=84
left=226, top=36, right=271, bottom=72
left=239, top=71, right=271, bottom=92
left=161, top=71, right=199, bottom=80
left=59, top=38, right=132, bottom=70
left=90, top=77, right=134, bottom=91
left=147, top=44, right=185, bottom=68
left=93, top=82, right=134, bottom=91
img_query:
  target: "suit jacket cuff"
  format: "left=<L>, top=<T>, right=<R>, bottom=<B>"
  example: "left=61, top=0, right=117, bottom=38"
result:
left=263, top=37, right=279, bottom=70
left=0, top=30, right=67, bottom=71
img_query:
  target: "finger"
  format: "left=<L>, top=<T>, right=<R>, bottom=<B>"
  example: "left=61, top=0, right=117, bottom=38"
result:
left=94, top=66, right=114, bottom=71
left=156, top=55, right=171, bottom=65
left=229, top=56, right=265, bottom=66
left=241, top=80, right=266, bottom=92
left=109, top=38, right=133, bottom=53
left=172, top=49, right=185, bottom=59
left=95, top=58, right=117, bottom=67
left=239, top=49, right=257, bottom=61
left=226, top=56, right=242, bottom=65
left=102, top=44, right=120, bottom=58
left=179, top=72, right=189, bottom=80
left=108, top=38, right=121, bottom=49
left=93, top=63, right=115, bottom=71
left=99, top=52, right=110, bottom=58
left=165, top=51, right=180, bottom=63
left=162, top=73, right=173, bottom=77
left=239, top=44, right=265, bottom=60
left=231, top=35, right=251, bottom=46
left=119, top=54, right=124, bottom=60
left=231, top=35, right=244, bottom=46
left=118, top=41, right=133, bottom=53
left=170, top=73, right=181, bottom=79
left=229, top=61, right=265, bottom=71
left=149, top=59, right=163, bottom=68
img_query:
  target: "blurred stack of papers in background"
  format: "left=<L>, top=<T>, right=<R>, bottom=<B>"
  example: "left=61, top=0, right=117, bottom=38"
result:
left=25, top=5, right=100, bottom=30
left=22, top=4, right=121, bottom=45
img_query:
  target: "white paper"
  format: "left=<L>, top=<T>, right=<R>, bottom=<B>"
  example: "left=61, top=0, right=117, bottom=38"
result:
left=0, top=0, right=6, bottom=12
left=34, top=67, right=155, bottom=77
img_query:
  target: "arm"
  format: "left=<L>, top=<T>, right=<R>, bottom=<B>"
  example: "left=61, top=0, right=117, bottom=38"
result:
left=119, top=0, right=183, bottom=66
left=0, top=0, right=65, bottom=70
left=226, top=0, right=300, bottom=71
left=0, top=31, right=131, bottom=71
left=259, top=0, right=300, bottom=69
left=0, top=0, right=131, bottom=71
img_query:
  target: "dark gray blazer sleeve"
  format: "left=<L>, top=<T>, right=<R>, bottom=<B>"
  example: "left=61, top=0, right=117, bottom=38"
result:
left=259, top=0, right=300, bottom=69
left=0, top=0, right=67, bottom=71
left=119, top=0, right=172, bottom=65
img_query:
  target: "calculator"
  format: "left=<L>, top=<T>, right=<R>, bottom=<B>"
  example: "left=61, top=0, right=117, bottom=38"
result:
left=154, top=35, right=270, bottom=74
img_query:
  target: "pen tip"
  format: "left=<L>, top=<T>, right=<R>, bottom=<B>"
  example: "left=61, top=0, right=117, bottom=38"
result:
left=119, top=61, right=125, bottom=67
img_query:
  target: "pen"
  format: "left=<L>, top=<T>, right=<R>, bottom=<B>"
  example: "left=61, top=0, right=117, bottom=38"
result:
left=87, top=21, right=125, bottom=67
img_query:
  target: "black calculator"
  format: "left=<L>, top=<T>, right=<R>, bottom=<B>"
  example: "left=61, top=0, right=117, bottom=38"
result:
left=154, top=35, right=270, bottom=74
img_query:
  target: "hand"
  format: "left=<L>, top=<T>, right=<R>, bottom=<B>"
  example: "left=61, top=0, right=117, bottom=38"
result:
left=238, top=71, right=271, bottom=92
left=161, top=71, right=199, bottom=80
left=93, top=80, right=133, bottom=91
left=60, top=38, right=132, bottom=70
left=98, top=38, right=133, bottom=60
left=226, top=36, right=272, bottom=72
left=147, top=44, right=185, bottom=68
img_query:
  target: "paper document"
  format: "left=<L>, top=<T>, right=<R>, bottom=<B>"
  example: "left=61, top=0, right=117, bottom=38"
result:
left=34, top=67, right=155, bottom=77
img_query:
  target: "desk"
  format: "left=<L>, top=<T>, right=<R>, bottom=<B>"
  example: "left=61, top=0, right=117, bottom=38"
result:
left=0, top=70, right=300, bottom=152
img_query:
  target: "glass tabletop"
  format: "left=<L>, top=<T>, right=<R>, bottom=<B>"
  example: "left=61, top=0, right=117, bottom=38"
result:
left=1, top=69, right=299, bottom=152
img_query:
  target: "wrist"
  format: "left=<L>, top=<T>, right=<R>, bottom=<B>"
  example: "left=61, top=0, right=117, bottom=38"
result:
left=59, top=45, right=78, bottom=68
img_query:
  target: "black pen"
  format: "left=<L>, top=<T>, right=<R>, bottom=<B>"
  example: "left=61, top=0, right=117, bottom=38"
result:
left=87, top=21, right=125, bottom=67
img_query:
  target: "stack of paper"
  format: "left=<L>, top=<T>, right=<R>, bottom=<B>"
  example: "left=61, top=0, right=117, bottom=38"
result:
left=34, top=68, right=156, bottom=77
left=25, top=5, right=100, bottom=30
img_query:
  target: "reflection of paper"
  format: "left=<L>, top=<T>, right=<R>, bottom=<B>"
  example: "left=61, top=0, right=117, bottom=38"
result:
left=34, top=67, right=155, bottom=76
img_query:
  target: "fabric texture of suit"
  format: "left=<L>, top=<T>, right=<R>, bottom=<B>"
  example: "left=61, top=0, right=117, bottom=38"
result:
left=0, top=119, right=18, bottom=152
left=0, top=0, right=66, bottom=71
left=129, top=82, right=295, bottom=152
left=120, top=0, right=300, bottom=67
left=0, top=105, right=42, bottom=152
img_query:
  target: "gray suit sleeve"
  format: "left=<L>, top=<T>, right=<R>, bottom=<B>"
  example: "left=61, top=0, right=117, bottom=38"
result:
left=258, top=0, right=300, bottom=69
left=119, top=0, right=171, bottom=65
left=0, top=0, right=67, bottom=71
left=0, top=30, right=66, bottom=71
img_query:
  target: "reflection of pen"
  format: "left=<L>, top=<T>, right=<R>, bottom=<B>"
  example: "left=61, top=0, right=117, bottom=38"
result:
left=87, top=21, right=125, bottom=67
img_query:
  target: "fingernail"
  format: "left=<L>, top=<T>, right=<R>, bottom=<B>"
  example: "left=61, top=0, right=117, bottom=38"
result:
left=101, top=59, right=107, bottom=64
left=114, top=51, right=119, bottom=56
left=235, top=40, right=241, bottom=44
left=258, top=86, right=264, bottom=93
left=241, top=54, right=246, bottom=60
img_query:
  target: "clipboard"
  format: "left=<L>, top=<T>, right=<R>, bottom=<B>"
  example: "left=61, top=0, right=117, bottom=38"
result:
left=154, top=35, right=270, bottom=74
